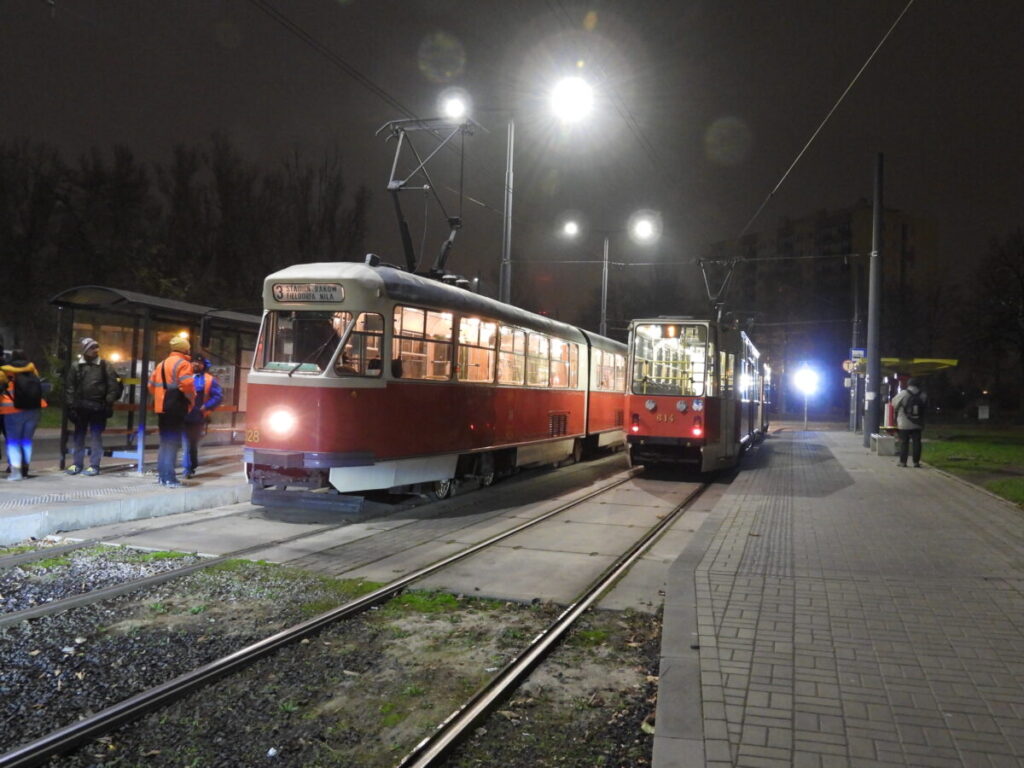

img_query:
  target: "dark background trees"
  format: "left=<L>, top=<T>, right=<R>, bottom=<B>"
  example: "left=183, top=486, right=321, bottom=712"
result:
left=0, top=135, right=369, bottom=363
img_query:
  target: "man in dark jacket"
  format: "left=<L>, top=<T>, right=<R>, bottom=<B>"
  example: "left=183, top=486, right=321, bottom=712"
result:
left=66, top=338, right=121, bottom=476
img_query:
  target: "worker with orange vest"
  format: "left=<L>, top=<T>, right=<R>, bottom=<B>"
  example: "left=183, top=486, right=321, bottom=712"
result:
left=182, top=356, right=223, bottom=478
left=147, top=336, right=196, bottom=487
left=1, top=349, right=48, bottom=481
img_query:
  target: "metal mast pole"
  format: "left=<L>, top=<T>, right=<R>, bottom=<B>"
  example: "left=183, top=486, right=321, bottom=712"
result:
left=499, top=119, right=515, bottom=304
left=600, top=235, right=610, bottom=337
left=863, top=153, right=883, bottom=447
left=849, top=262, right=860, bottom=431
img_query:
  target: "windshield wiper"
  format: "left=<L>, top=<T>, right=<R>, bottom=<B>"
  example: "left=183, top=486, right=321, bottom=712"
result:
left=288, top=330, right=339, bottom=377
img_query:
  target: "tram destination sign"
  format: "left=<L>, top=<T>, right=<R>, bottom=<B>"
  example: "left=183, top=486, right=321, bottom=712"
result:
left=272, top=283, right=344, bottom=303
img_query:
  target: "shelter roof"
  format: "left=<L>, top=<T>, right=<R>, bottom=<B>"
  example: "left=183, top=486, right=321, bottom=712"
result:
left=49, top=286, right=260, bottom=326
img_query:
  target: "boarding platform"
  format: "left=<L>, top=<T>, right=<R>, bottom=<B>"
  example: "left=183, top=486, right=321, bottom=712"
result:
left=0, top=436, right=250, bottom=546
left=655, top=425, right=1024, bottom=768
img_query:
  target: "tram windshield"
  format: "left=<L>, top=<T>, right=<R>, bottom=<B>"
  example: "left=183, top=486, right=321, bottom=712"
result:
left=631, top=323, right=708, bottom=396
left=258, top=310, right=383, bottom=376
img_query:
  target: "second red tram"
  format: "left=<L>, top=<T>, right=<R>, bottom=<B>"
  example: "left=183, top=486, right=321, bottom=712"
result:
left=625, top=316, right=770, bottom=472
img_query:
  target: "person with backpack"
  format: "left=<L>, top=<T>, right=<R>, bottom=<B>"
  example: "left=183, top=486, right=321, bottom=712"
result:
left=66, top=338, right=123, bottom=476
left=891, top=377, right=928, bottom=468
left=182, top=356, right=223, bottom=479
left=1, top=349, right=48, bottom=481
left=148, top=336, right=196, bottom=487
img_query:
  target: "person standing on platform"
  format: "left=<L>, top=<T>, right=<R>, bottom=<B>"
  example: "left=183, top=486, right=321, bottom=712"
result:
left=892, top=377, right=928, bottom=468
left=66, top=338, right=122, bottom=476
left=148, top=336, right=195, bottom=487
left=182, top=356, right=223, bottom=478
left=1, top=349, right=47, bottom=481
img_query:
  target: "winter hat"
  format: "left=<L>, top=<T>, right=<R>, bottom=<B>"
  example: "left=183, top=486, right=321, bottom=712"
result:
left=907, top=377, right=921, bottom=388
left=169, top=336, right=191, bottom=354
left=81, top=337, right=100, bottom=353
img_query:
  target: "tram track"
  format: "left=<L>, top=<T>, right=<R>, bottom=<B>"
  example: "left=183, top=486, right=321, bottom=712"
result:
left=0, top=469, right=701, bottom=768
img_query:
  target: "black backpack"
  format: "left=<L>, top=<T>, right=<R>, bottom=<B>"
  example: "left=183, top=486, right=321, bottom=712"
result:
left=904, top=391, right=925, bottom=426
left=13, top=370, right=43, bottom=409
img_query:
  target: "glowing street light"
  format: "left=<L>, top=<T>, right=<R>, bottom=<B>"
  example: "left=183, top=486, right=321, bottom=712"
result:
left=549, top=76, right=594, bottom=123
left=793, top=364, right=820, bottom=431
left=438, top=88, right=471, bottom=121
left=561, top=211, right=661, bottom=336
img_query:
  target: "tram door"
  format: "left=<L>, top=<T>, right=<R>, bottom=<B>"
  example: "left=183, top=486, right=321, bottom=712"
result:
left=718, top=349, right=738, bottom=459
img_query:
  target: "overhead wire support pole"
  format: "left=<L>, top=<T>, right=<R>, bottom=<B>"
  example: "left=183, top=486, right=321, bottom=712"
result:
left=863, top=153, right=884, bottom=448
left=499, top=119, right=514, bottom=304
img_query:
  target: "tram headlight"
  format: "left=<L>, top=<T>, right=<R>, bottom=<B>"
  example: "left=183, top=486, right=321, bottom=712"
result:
left=265, top=408, right=298, bottom=437
left=675, top=400, right=688, bottom=412
left=691, top=398, right=704, bottom=412
left=644, top=399, right=657, bottom=411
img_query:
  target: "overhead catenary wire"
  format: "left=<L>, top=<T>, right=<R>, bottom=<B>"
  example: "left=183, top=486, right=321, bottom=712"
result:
left=736, top=0, right=917, bottom=239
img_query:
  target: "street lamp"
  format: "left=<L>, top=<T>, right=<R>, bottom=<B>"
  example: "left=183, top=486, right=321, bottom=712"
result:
left=793, top=364, right=819, bottom=431
left=494, top=76, right=595, bottom=304
left=561, top=211, right=661, bottom=337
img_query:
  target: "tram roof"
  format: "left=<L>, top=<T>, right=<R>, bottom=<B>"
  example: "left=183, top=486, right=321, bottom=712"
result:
left=50, top=285, right=261, bottom=326
left=265, top=262, right=598, bottom=345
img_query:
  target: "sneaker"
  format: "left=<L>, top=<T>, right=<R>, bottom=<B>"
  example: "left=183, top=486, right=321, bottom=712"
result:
left=66, top=464, right=82, bottom=475
left=83, top=467, right=100, bottom=477
left=897, top=462, right=907, bottom=467
left=913, top=463, right=921, bottom=468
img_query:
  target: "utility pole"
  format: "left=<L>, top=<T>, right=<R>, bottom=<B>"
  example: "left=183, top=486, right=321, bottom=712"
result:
left=863, top=153, right=883, bottom=447
left=849, top=262, right=860, bottom=431
left=498, top=119, right=514, bottom=304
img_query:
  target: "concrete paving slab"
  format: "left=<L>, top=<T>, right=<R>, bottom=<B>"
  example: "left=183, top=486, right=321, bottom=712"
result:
left=333, top=539, right=470, bottom=582
left=414, top=545, right=620, bottom=603
left=110, top=514, right=328, bottom=556
left=492, top=518, right=658, bottom=555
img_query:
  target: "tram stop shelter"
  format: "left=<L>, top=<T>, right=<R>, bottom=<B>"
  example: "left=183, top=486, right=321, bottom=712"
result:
left=50, top=286, right=261, bottom=474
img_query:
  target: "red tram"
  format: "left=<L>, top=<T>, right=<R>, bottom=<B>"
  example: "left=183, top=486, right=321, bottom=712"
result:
left=624, top=316, right=770, bottom=472
left=244, top=260, right=627, bottom=506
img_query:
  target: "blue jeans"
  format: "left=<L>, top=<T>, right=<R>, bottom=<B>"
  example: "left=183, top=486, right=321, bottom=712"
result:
left=157, top=413, right=185, bottom=483
left=71, top=411, right=107, bottom=469
left=4, top=409, right=42, bottom=468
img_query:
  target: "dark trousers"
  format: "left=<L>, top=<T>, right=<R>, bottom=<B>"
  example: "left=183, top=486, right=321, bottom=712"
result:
left=898, top=428, right=922, bottom=465
left=157, top=413, right=185, bottom=483
left=183, top=420, right=205, bottom=472
left=71, top=412, right=107, bottom=469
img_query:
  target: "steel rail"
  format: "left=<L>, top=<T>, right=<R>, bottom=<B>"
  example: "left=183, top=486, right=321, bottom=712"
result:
left=0, top=470, right=638, bottom=768
left=395, top=481, right=709, bottom=768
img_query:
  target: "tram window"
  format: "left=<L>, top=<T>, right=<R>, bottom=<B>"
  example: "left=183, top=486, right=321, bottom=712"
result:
left=258, top=310, right=353, bottom=373
left=526, top=333, right=550, bottom=387
left=457, top=316, right=497, bottom=383
left=718, top=352, right=735, bottom=396
left=594, top=349, right=616, bottom=391
left=550, top=338, right=571, bottom=388
left=335, top=312, right=384, bottom=377
left=392, top=306, right=453, bottom=381
left=614, top=354, right=626, bottom=391
left=569, top=343, right=579, bottom=388
left=631, top=323, right=707, bottom=396
left=498, top=326, right=526, bottom=385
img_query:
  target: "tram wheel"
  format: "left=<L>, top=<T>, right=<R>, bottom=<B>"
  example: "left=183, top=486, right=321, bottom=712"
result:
left=479, top=471, right=495, bottom=487
left=430, top=478, right=455, bottom=500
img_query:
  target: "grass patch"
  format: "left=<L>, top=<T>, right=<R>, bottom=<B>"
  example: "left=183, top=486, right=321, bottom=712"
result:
left=23, top=555, right=73, bottom=570
left=984, top=477, right=1024, bottom=505
left=387, top=590, right=461, bottom=614
left=122, top=549, right=193, bottom=562
left=0, top=545, right=35, bottom=557
left=570, top=628, right=610, bottom=647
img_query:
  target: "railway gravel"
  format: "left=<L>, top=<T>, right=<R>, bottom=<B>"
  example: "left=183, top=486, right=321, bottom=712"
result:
left=1, top=548, right=661, bottom=767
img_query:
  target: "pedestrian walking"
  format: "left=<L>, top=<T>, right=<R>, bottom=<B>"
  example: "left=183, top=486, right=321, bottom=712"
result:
left=183, top=356, right=223, bottom=478
left=66, top=338, right=123, bottom=476
left=1, top=349, right=48, bottom=481
left=892, top=377, right=927, bottom=468
left=148, top=336, right=195, bottom=487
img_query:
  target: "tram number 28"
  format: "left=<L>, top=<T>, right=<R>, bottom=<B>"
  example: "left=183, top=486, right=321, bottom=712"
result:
left=246, top=428, right=260, bottom=443
left=655, top=414, right=675, bottom=423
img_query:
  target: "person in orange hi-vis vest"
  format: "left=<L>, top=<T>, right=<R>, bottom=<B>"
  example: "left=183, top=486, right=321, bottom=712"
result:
left=148, top=336, right=196, bottom=487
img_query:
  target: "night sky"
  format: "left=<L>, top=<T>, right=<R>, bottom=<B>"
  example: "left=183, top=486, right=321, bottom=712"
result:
left=5, top=0, right=1023, bottom=328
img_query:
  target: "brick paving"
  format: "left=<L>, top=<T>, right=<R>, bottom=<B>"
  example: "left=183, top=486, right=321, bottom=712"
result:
left=654, top=429, right=1024, bottom=768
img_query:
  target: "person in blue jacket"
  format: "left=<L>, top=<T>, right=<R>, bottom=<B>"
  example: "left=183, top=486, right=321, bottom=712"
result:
left=182, top=356, right=224, bottom=478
